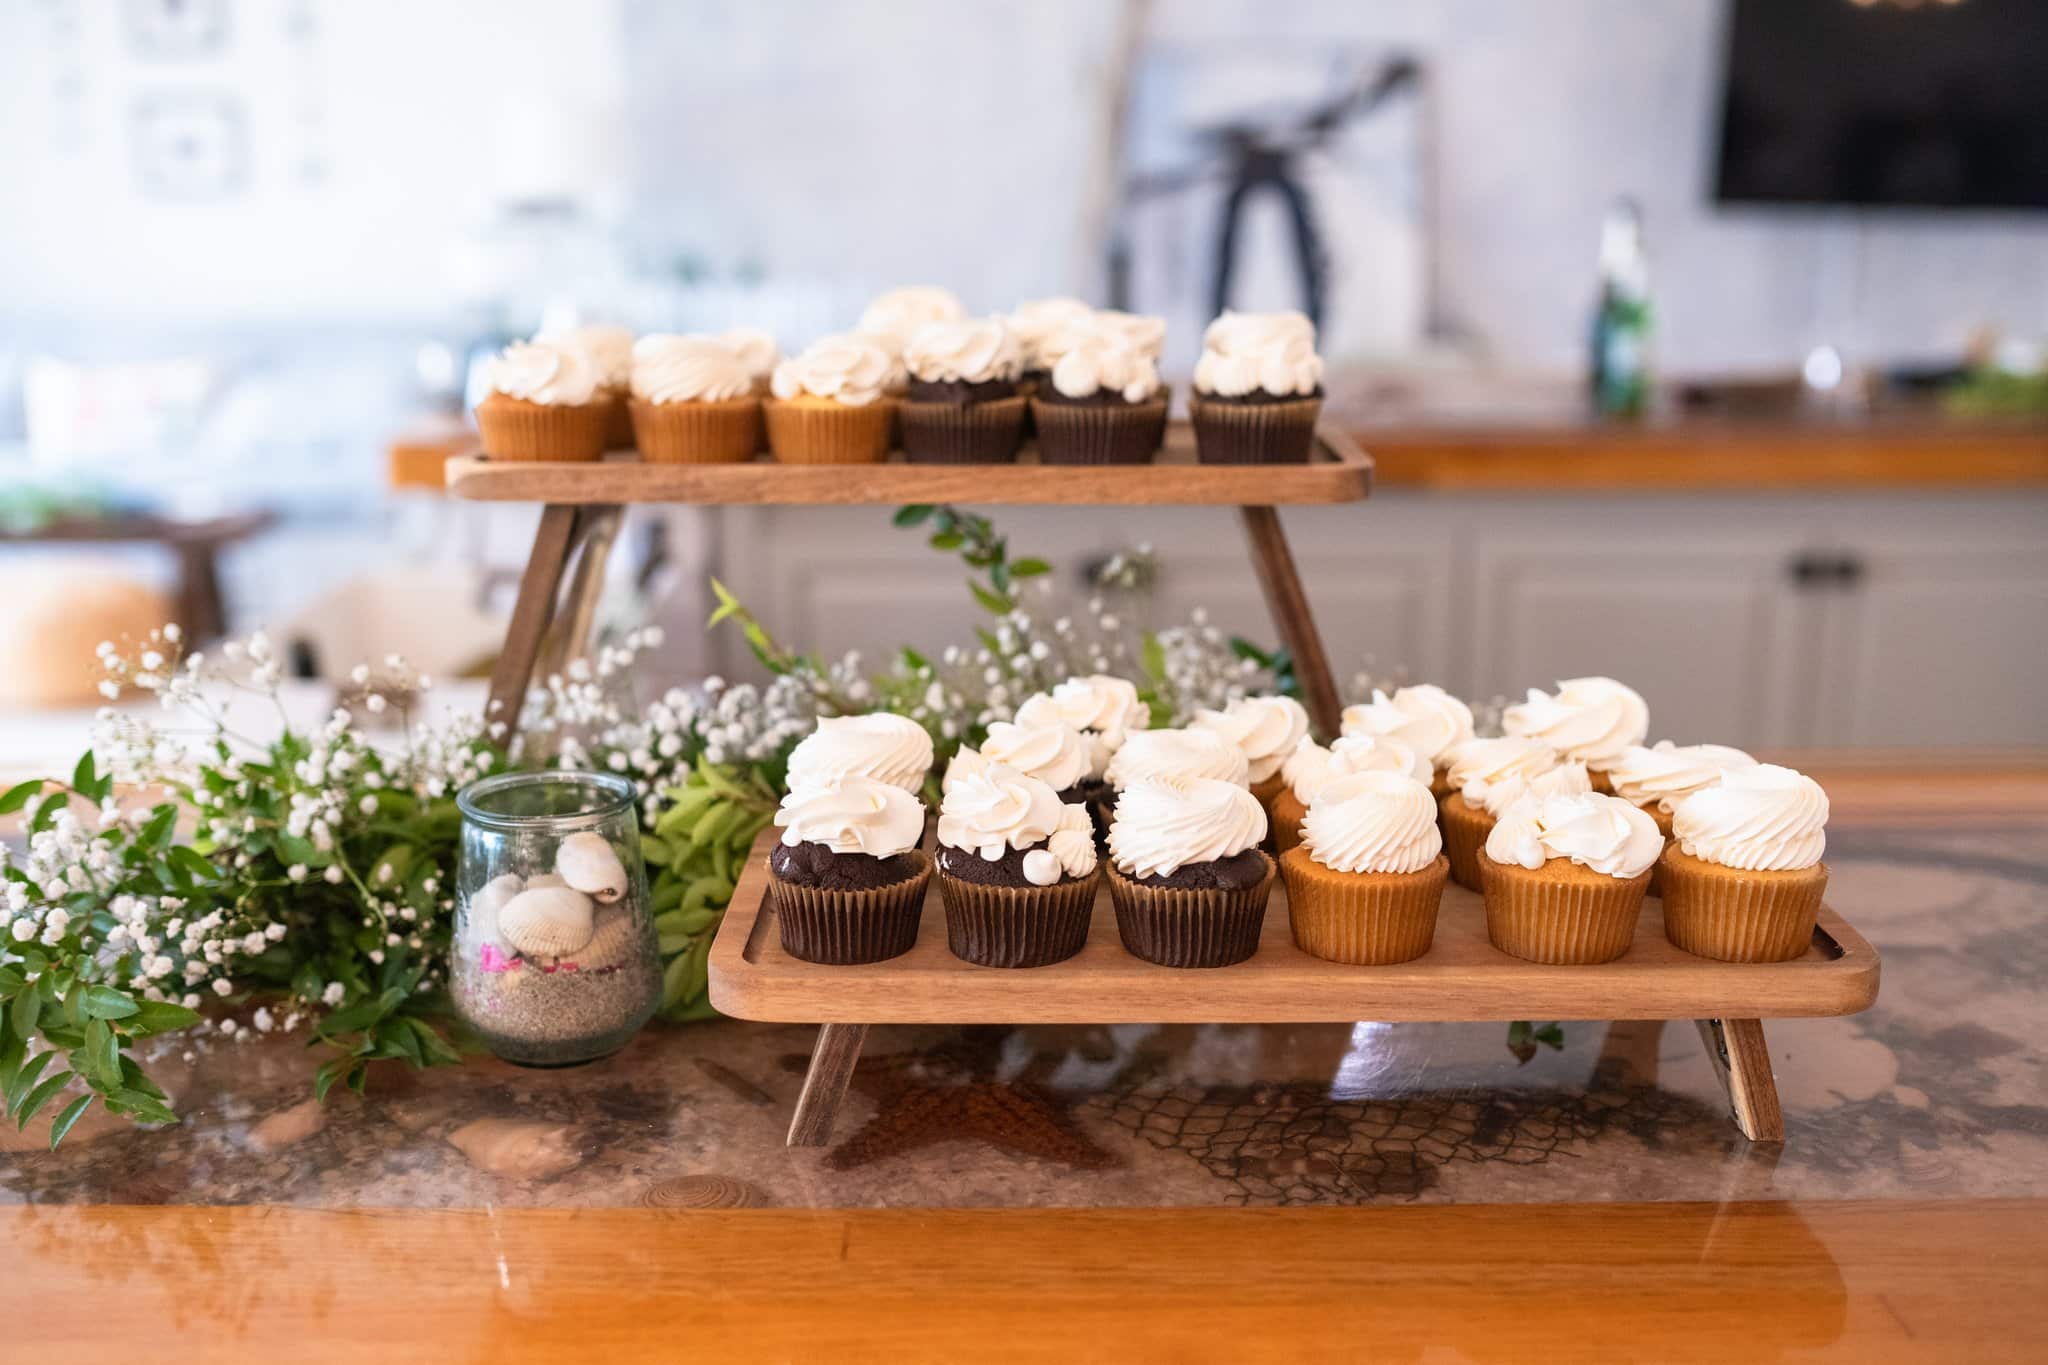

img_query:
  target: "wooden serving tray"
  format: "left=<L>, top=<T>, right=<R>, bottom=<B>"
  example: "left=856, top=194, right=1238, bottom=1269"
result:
left=445, top=422, right=1370, bottom=506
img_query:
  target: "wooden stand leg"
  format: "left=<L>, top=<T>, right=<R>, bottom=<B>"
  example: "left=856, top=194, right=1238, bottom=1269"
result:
left=1696, top=1018, right=1785, bottom=1143
left=485, top=504, right=584, bottom=744
left=787, top=1023, right=868, bottom=1147
left=1240, top=505, right=1343, bottom=737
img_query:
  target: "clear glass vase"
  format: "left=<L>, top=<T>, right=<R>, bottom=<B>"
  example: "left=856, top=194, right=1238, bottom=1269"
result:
left=452, top=770, right=660, bottom=1066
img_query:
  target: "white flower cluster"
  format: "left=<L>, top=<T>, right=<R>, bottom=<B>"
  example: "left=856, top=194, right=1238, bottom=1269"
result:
left=1151, top=606, right=1264, bottom=723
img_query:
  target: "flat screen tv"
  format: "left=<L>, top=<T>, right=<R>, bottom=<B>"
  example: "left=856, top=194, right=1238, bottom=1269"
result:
left=1715, top=0, right=2048, bottom=210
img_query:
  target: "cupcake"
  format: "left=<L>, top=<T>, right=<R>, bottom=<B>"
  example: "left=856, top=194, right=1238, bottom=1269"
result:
left=857, top=286, right=967, bottom=397
left=1271, top=733, right=1430, bottom=855
left=537, top=323, right=635, bottom=450
left=1031, top=320, right=1170, bottom=465
left=1006, top=296, right=1096, bottom=392
left=1605, top=741, right=1759, bottom=841
left=1441, top=738, right=1586, bottom=891
left=627, top=334, right=762, bottom=463
left=767, top=775, right=931, bottom=964
left=947, top=718, right=1091, bottom=803
left=783, top=713, right=934, bottom=794
left=1661, top=765, right=1829, bottom=963
left=1104, top=727, right=1250, bottom=792
left=474, top=339, right=611, bottom=462
left=1478, top=791, right=1663, bottom=964
left=765, top=334, right=899, bottom=464
left=1188, top=311, right=1325, bottom=464
left=899, top=317, right=1027, bottom=463
left=935, top=762, right=1101, bottom=967
left=1280, top=771, right=1448, bottom=965
left=1340, top=684, right=1476, bottom=798
left=1105, top=777, right=1274, bottom=967
left=1502, top=676, right=1649, bottom=793
left=716, top=328, right=780, bottom=396
left=1015, top=674, right=1153, bottom=834
left=1190, top=694, right=1312, bottom=812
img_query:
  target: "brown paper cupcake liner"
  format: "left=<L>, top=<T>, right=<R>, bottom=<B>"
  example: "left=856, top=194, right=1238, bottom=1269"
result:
left=603, top=391, right=635, bottom=452
left=1270, top=788, right=1310, bottom=855
left=1429, top=771, right=1455, bottom=802
left=1188, top=393, right=1322, bottom=465
left=763, top=398, right=898, bottom=464
left=1439, top=793, right=1496, bottom=892
left=900, top=395, right=1028, bottom=464
left=475, top=394, right=611, bottom=462
left=1105, top=854, right=1274, bottom=968
left=937, top=869, right=1099, bottom=968
left=629, top=396, right=763, bottom=464
left=1281, top=848, right=1447, bottom=965
left=1030, top=396, right=1168, bottom=465
left=768, top=851, right=932, bottom=964
left=1479, top=857, right=1650, bottom=964
left=1659, top=848, right=1828, bottom=963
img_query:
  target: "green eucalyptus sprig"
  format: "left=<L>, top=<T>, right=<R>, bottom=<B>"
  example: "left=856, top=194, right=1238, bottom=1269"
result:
left=892, top=504, right=1052, bottom=615
left=644, top=758, right=782, bottom=1020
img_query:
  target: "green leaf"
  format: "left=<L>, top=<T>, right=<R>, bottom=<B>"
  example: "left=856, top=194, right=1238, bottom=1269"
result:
left=1009, top=558, right=1051, bottom=579
left=313, top=1057, right=352, bottom=1103
left=989, top=560, right=1010, bottom=591
left=5, top=1048, right=54, bottom=1112
left=80, top=985, right=140, bottom=1020
left=125, top=999, right=201, bottom=1037
left=47, top=1094, right=92, bottom=1148
left=929, top=531, right=965, bottom=551
left=0, top=780, right=42, bottom=815
left=82, top=1018, right=122, bottom=1088
left=892, top=505, right=935, bottom=527
left=969, top=580, right=1012, bottom=614
left=640, top=832, right=675, bottom=867
left=898, top=646, right=930, bottom=672
left=13, top=1069, right=72, bottom=1129
left=71, top=752, right=97, bottom=799
left=1140, top=632, right=1167, bottom=682
left=9, top=989, right=39, bottom=1048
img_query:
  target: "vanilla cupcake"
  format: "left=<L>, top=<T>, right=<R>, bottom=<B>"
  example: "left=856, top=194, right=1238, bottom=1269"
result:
left=716, top=328, right=780, bottom=395
left=474, top=339, right=611, bottom=462
left=1190, top=694, right=1312, bottom=810
left=945, top=718, right=1091, bottom=801
left=1281, top=771, right=1448, bottom=965
left=1189, top=310, right=1325, bottom=464
left=1502, top=677, right=1650, bottom=791
left=784, top=713, right=934, bottom=795
left=935, top=762, right=1100, bottom=967
left=768, top=775, right=931, bottom=964
left=1271, top=733, right=1430, bottom=854
left=899, top=317, right=1027, bottom=463
left=1478, top=791, right=1663, bottom=964
left=537, top=323, right=635, bottom=449
left=1661, top=765, right=1829, bottom=963
left=1106, top=776, right=1274, bottom=967
left=765, top=333, right=899, bottom=464
left=1103, top=727, right=1250, bottom=792
left=1031, top=318, right=1170, bottom=465
left=1341, top=684, right=1476, bottom=798
left=627, top=334, right=762, bottom=463
left=1441, top=738, right=1586, bottom=890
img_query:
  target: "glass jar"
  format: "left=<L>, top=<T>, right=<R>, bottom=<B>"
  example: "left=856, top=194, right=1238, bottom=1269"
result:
left=453, top=771, right=660, bottom=1066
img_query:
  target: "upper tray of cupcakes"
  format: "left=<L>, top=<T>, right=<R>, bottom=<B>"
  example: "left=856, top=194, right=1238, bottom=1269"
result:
left=448, top=288, right=1370, bottom=506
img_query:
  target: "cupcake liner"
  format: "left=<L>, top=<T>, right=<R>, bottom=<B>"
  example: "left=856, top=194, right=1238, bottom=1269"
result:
left=475, top=394, right=611, bottom=462
left=1660, top=848, right=1828, bottom=963
left=764, top=398, right=898, bottom=464
left=901, top=395, right=1028, bottom=464
left=1479, top=857, right=1650, bottom=965
left=1439, top=793, right=1496, bottom=892
left=629, top=396, right=764, bottom=464
left=937, top=869, right=1099, bottom=968
left=1270, top=788, right=1310, bottom=855
left=1188, top=393, right=1322, bottom=465
left=1639, top=803, right=1676, bottom=896
left=768, top=851, right=932, bottom=964
left=1281, top=848, right=1447, bottom=965
left=1105, top=855, right=1274, bottom=968
left=603, top=391, right=635, bottom=452
left=1428, top=771, right=1455, bottom=802
left=1030, top=396, right=1168, bottom=465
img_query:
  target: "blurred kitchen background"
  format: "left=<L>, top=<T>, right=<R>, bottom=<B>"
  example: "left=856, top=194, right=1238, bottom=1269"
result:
left=3, top=0, right=2045, bottom=768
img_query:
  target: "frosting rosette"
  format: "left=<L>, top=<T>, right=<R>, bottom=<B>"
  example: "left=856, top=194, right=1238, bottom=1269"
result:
left=1092, top=309, right=1167, bottom=359
left=1108, top=777, right=1268, bottom=879
left=1672, top=764, right=1828, bottom=872
left=1106, top=726, right=1250, bottom=790
left=903, top=317, right=1022, bottom=385
left=1502, top=676, right=1650, bottom=770
left=1005, top=297, right=1095, bottom=370
left=716, top=328, right=780, bottom=389
left=535, top=323, right=634, bottom=389
left=1283, top=734, right=1430, bottom=805
left=1049, top=325, right=1162, bottom=402
left=1300, top=771, right=1442, bottom=875
left=629, top=334, right=755, bottom=404
left=972, top=718, right=1090, bottom=792
left=1192, top=310, right=1323, bottom=398
left=1483, top=791, right=1663, bottom=880
left=774, top=775, right=924, bottom=857
left=1339, top=684, right=1475, bottom=769
left=485, top=340, right=602, bottom=406
left=770, top=333, right=896, bottom=407
left=938, top=763, right=1096, bottom=887
left=1606, top=741, right=1758, bottom=814
left=1447, top=736, right=1566, bottom=810
left=1191, top=695, right=1312, bottom=784
left=858, top=286, right=966, bottom=342
left=784, top=713, right=934, bottom=794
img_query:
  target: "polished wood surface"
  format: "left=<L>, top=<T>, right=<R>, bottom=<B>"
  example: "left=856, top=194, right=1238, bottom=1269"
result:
left=3, top=1199, right=2040, bottom=1362
left=711, top=831, right=1880, bottom=1025
left=445, top=424, right=1371, bottom=506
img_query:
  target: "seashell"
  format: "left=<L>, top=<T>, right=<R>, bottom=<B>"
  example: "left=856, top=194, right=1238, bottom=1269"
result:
left=567, top=909, right=641, bottom=972
left=466, top=873, right=525, bottom=945
left=496, top=886, right=596, bottom=960
left=525, top=871, right=567, bottom=889
left=555, top=831, right=629, bottom=904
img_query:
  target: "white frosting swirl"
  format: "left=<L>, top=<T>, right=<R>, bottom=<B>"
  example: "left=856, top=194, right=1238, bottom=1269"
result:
left=1300, top=771, right=1442, bottom=875
left=784, top=713, right=934, bottom=794
left=1192, top=310, right=1323, bottom=398
left=903, top=317, right=1022, bottom=385
left=1283, top=734, right=1431, bottom=805
left=535, top=324, right=633, bottom=389
left=975, top=718, right=1091, bottom=792
left=938, top=763, right=1096, bottom=886
left=1672, top=764, right=1828, bottom=872
left=1093, top=310, right=1167, bottom=359
left=717, top=328, right=780, bottom=389
left=1006, top=297, right=1095, bottom=369
left=1108, top=777, right=1268, bottom=879
left=770, top=333, right=895, bottom=407
left=1484, top=791, right=1663, bottom=880
left=1471, top=759, right=1592, bottom=819
left=1104, top=727, right=1249, bottom=790
left=629, top=334, right=755, bottom=404
left=1447, top=736, right=1566, bottom=812
left=1016, top=675, right=1150, bottom=743
left=1607, top=742, right=1758, bottom=814
left=484, top=340, right=602, bottom=406
left=1191, top=695, right=1312, bottom=784
left=858, top=286, right=966, bottom=341
left=1050, top=327, right=1163, bottom=402
left=774, top=775, right=924, bottom=857
left=1339, top=684, right=1475, bottom=768
left=1502, top=677, right=1650, bottom=770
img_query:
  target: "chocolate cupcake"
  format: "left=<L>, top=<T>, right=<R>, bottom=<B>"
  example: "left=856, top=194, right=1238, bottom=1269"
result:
left=1190, top=694, right=1312, bottom=814
left=1031, top=319, right=1169, bottom=465
left=784, top=712, right=934, bottom=795
left=1478, top=790, right=1663, bottom=965
left=767, top=775, right=931, bottom=964
left=898, top=317, right=1027, bottom=463
left=935, top=763, right=1101, bottom=967
left=1005, top=296, right=1096, bottom=399
left=474, top=340, right=611, bottom=462
left=1272, top=734, right=1431, bottom=855
left=1188, top=311, right=1325, bottom=464
left=946, top=716, right=1091, bottom=806
left=1105, top=777, right=1274, bottom=968
left=764, top=334, right=899, bottom=464
left=627, top=334, right=763, bottom=463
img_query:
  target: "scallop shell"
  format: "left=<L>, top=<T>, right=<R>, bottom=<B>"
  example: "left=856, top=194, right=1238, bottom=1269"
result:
left=496, top=886, right=596, bottom=960
left=555, top=832, right=629, bottom=904
left=525, top=871, right=566, bottom=890
left=467, top=873, right=525, bottom=945
left=567, top=909, right=641, bottom=972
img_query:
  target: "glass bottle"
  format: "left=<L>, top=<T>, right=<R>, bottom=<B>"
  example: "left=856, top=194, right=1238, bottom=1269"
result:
left=1590, top=198, right=1654, bottom=419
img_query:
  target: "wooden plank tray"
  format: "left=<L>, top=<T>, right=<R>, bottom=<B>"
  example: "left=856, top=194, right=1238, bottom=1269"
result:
left=445, top=422, right=1370, bottom=506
